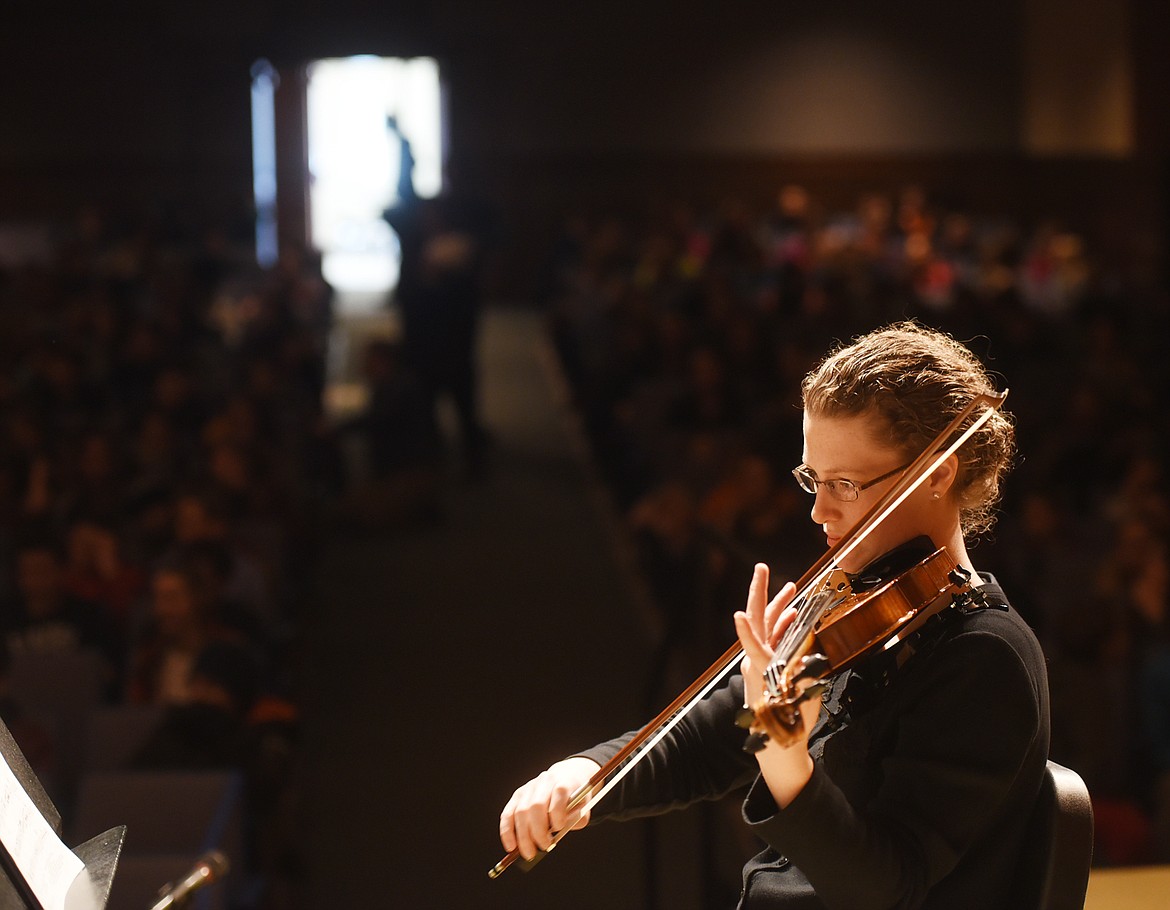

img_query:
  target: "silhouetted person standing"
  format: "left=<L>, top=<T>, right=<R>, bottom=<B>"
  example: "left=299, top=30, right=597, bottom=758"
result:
left=383, top=117, right=492, bottom=479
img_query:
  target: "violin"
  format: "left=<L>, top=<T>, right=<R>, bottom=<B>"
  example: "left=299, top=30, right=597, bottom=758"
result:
left=490, top=390, right=1008, bottom=879
left=744, top=546, right=973, bottom=751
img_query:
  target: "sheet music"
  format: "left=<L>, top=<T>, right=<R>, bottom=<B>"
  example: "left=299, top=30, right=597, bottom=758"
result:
left=0, top=749, right=96, bottom=910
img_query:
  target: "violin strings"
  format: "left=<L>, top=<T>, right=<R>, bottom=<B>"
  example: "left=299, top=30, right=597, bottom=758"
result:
left=770, top=565, right=840, bottom=684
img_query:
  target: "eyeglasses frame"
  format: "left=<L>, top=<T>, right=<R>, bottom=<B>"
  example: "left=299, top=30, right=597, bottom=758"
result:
left=791, top=461, right=914, bottom=502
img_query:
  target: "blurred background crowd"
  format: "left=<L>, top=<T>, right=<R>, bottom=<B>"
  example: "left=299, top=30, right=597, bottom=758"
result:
left=1, top=177, right=1169, bottom=903
left=0, top=207, right=334, bottom=905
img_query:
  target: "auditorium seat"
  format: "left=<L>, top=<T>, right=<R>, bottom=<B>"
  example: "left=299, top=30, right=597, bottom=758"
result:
left=70, top=769, right=243, bottom=855
left=8, top=649, right=111, bottom=798
left=81, top=704, right=164, bottom=773
left=69, top=769, right=244, bottom=908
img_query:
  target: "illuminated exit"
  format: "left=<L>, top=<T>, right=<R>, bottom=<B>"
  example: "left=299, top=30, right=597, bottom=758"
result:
left=305, top=56, right=444, bottom=302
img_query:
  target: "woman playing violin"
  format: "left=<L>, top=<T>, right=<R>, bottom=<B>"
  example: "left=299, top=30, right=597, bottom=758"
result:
left=499, top=322, right=1050, bottom=909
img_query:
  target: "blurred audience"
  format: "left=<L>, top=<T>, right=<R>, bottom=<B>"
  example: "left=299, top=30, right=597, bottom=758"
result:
left=543, top=184, right=1170, bottom=866
left=0, top=179, right=1167, bottom=893
left=3, top=533, right=124, bottom=682
left=0, top=207, right=316, bottom=906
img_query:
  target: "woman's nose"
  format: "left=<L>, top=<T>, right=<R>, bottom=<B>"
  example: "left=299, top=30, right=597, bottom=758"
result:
left=809, top=487, right=838, bottom=525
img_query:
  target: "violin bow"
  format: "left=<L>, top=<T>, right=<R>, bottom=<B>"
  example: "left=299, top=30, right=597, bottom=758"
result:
left=490, top=390, right=1008, bottom=878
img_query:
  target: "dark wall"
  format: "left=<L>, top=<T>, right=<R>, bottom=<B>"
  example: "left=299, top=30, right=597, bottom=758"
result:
left=0, top=1, right=1163, bottom=291
left=0, top=2, right=1019, bottom=211
left=1, top=8, right=261, bottom=219
left=440, top=0, right=1023, bottom=156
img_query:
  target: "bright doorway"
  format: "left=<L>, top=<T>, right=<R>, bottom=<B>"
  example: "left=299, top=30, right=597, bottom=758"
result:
left=305, top=56, right=444, bottom=312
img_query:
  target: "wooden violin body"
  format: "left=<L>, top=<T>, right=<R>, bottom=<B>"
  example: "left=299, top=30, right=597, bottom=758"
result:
left=748, top=547, right=973, bottom=750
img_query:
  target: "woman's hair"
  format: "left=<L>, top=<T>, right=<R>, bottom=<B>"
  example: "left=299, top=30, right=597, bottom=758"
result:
left=800, top=321, right=1015, bottom=534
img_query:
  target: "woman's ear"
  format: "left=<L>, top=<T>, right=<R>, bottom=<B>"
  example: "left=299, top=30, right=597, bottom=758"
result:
left=928, top=453, right=960, bottom=499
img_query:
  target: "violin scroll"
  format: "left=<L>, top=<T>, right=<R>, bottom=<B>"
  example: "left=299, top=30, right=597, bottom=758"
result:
left=741, top=681, right=828, bottom=753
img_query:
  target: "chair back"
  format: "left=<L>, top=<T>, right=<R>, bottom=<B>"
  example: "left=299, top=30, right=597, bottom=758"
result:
left=1014, top=759, right=1094, bottom=910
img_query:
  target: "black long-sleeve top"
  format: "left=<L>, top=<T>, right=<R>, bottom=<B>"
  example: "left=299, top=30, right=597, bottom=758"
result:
left=578, top=569, right=1050, bottom=910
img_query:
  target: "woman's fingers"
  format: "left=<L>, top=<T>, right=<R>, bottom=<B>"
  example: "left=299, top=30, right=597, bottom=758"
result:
left=738, top=570, right=801, bottom=713
left=547, top=776, right=589, bottom=833
left=745, top=563, right=769, bottom=645
left=499, top=758, right=598, bottom=860
left=500, top=778, right=551, bottom=859
left=764, top=582, right=797, bottom=648
left=734, top=610, right=768, bottom=665
left=735, top=610, right=763, bottom=709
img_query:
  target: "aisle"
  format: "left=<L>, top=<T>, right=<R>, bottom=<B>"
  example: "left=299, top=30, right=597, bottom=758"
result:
left=298, top=305, right=683, bottom=909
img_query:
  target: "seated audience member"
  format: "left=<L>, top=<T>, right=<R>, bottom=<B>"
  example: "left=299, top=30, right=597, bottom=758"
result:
left=61, top=430, right=126, bottom=521
left=132, top=639, right=260, bottom=769
left=62, top=514, right=146, bottom=635
left=132, top=638, right=300, bottom=902
left=182, top=539, right=271, bottom=648
left=170, top=486, right=272, bottom=624
left=2, top=533, right=124, bottom=683
left=125, top=557, right=240, bottom=706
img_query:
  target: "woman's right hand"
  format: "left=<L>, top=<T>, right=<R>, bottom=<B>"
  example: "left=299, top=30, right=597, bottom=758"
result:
left=499, top=756, right=600, bottom=860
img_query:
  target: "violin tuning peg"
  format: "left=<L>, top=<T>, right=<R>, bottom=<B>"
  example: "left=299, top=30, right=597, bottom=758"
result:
left=948, top=566, right=972, bottom=588
left=742, top=731, right=769, bottom=754
left=794, top=653, right=831, bottom=682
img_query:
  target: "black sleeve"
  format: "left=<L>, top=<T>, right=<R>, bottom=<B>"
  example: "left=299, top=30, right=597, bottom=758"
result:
left=742, top=623, right=1046, bottom=909
left=575, top=673, right=760, bottom=820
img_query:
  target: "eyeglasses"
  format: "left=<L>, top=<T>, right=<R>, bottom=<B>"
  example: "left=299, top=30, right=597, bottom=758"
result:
left=791, top=461, right=913, bottom=502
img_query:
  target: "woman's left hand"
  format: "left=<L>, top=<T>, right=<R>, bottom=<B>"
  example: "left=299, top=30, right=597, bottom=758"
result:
left=734, top=563, right=798, bottom=711
left=734, top=563, right=820, bottom=807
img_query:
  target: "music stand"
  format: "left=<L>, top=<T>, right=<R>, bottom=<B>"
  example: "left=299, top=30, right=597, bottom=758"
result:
left=0, top=717, right=124, bottom=910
